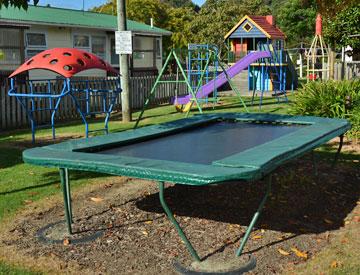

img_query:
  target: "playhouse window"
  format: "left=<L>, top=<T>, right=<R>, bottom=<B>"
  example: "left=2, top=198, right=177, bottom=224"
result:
left=243, top=22, right=253, bottom=32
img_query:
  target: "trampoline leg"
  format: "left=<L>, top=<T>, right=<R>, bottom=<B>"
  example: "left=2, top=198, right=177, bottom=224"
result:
left=332, top=134, right=344, bottom=168
left=311, top=151, right=318, bottom=176
left=60, top=168, right=73, bottom=234
left=236, top=175, right=272, bottom=256
left=158, top=182, right=201, bottom=262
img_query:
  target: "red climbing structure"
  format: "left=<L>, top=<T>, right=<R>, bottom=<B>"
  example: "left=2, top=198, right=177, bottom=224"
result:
left=8, top=48, right=121, bottom=143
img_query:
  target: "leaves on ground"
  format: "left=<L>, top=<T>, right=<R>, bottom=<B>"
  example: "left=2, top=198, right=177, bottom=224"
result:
left=330, top=260, right=341, bottom=268
left=90, top=197, right=104, bottom=203
left=278, top=248, right=291, bottom=256
left=63, top=238, right=70, bottom=246
left=291, top=247, right=308, bottom=259
left=324, top=218, right=334, bottom=224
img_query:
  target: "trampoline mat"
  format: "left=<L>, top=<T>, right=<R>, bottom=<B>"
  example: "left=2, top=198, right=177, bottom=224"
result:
left=97, top=121, right=305, bottom=164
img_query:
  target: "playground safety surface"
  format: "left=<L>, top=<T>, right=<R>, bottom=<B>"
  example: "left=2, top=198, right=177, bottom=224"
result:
left=0, top=139, right=359, bottom=274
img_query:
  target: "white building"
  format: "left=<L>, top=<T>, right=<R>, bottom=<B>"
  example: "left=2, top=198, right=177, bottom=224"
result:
left=0, top=5, right=171, bottom=80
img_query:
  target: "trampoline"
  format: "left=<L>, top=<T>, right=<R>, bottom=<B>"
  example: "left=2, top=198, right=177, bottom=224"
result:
left=23, top=112, right=350, bottom=268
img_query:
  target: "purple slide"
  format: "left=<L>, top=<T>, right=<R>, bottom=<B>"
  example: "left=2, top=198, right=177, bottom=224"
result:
left=174, top=51, right=271, bottom=105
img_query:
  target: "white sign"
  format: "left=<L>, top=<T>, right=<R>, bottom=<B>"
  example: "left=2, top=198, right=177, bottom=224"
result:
left=115, top=31, right=132, bottom=54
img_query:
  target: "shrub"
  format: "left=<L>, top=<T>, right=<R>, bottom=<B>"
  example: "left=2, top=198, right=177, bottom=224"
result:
left=291, top=80, right=360, bottom=137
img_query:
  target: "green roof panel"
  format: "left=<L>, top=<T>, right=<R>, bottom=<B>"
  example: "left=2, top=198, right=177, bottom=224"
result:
left=0, top=5, right=171, bottom=35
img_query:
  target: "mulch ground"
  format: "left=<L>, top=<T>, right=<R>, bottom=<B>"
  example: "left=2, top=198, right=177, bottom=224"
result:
left=0, top=141, right=359, bottom=274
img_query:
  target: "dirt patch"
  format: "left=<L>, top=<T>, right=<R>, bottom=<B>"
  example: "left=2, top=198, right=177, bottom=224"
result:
left=5, top=134, right=84, bottom=150
left=0, top=144, right=359, bottom=274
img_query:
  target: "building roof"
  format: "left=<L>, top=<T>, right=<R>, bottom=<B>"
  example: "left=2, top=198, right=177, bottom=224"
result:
left=0, top=5, right=171, bottom=36
left=224, top=15, right=285, bottom=40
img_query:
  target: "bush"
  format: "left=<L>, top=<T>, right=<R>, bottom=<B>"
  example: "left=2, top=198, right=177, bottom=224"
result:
left=291, top=80, right=360, bottom=137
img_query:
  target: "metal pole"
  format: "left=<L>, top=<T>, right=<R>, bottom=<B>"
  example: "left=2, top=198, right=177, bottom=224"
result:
left=117, top=0, right=132, bottom=122
left=159, top=182, right=201, bottom=261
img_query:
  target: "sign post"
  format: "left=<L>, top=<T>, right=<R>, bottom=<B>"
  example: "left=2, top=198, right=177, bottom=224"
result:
left=115, top=31, right=132, bottom=55
left=116, top=0, right=132, bottom=122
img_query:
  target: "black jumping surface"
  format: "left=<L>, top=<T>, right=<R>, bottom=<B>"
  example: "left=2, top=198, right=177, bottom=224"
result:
left=99, top=121, right=304, bottom=164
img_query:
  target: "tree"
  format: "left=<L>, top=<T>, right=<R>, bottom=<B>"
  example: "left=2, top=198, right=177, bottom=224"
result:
left=92, top=0, right=170, bottom=28
left=0, top=0, right=38, bottom=9
left=276, top=0, right=316, bottom=46
left=126, top=0, right=170, bottom=28
left=166, top=7, right=195, bottom=48
left=313, top=0, right=358, bottom=18
left=92, top=0, right=195, bottom=49
left=324, top=3, right=360, bottom=56
left=161, top=0, right=198, bottom=9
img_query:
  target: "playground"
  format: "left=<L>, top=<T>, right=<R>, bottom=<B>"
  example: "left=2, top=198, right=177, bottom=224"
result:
left=0, top=100, right=359, bottom=274
left=0, top=2, right=359, bottom=274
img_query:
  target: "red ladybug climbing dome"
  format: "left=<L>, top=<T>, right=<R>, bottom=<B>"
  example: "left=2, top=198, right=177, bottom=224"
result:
left=9, top=48, right=119, bottom=78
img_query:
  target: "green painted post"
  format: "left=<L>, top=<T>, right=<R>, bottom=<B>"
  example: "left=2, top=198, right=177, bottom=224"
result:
left=184, top=51, right=216, bottom=117
left=236, top=175, right=272, bottom=256
left=158, top=182, right=201, bottom=262
left=217, top=60, right=249, bottom=112
left=173, top=51, right=204, bottom=114
left=134, top=50, right=175, bottom=129
left=59, top=168, right=73, bottom=234
left=311, top=151, right=318, bottom=176
left=332, top=134, right=344, bottom=168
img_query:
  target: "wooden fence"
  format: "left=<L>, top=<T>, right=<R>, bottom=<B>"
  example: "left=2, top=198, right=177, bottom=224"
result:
left=334, top=62, right=360, bottom=80
left=0, top=75, right=187, bottom=131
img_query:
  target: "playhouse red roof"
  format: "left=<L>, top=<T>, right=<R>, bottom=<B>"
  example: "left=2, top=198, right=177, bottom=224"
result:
left=248, top=16, right=286, bottom=39
left=224, top=15, right=286, bottom=40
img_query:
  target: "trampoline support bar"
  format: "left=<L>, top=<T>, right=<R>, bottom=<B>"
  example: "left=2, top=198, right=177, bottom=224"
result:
left=159, top=181, right=201, bottom=262
left=332, top=134, right=344, bottom=168
left=235, top=175, right=272, bottom=256
left=60, top=168, right=73, bottom=234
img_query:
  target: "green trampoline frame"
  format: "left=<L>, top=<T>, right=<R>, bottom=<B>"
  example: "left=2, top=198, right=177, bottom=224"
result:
left=23, top=113, right=350, bottom=262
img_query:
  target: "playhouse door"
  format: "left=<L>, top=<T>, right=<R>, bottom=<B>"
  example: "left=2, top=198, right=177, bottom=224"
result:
left=235, top=41, right=247, bottom=58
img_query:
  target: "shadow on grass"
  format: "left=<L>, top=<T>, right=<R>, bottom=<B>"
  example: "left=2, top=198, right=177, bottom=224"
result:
left=0, top=170, right=108, bottom=196
left=135, top=154, right=360, bottom=237
left=0, top=147, right=24, bottom=169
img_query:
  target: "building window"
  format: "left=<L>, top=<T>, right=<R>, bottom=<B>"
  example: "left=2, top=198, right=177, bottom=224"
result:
left=0, top=29, right=22, bottom=65
left=156, top=38, right=161, bottom=59
left=26, top=33, right=46, bottom=47
left=110, top=38, right=119, bottom=65
left=73, top=34, right=90, bottom=49
left=243, top=22, right=253, bottom=32
left=25, top=32, right=47, bottom=59
left=92, top=36, right=106, bottom=59
left=133, top=36, right=142, bottom=50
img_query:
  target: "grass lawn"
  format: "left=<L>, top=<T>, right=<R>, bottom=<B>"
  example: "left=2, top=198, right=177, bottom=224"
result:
left=0, top=96, right=359, bottom=274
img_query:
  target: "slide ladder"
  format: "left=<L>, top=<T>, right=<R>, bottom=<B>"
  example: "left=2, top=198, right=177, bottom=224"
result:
left=255, top=42, right=288, bottom=107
